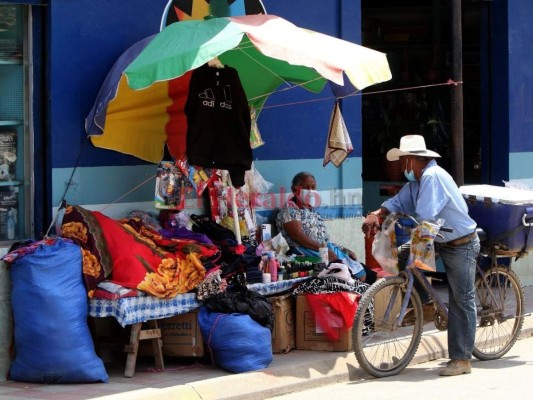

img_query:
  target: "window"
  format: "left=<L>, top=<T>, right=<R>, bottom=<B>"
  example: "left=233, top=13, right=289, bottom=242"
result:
left=0, top=4, right=32, bottom=242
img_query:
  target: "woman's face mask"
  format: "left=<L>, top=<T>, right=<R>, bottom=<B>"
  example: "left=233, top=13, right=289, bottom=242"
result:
left=404, top=158, right=417, bottom=182
left=299, top=189, right=321, bottom=207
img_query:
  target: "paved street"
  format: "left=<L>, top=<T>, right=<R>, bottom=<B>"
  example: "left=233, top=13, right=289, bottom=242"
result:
left=1, top=283, right=532, bottom=400
left=265, top=333, right=533, bottom=400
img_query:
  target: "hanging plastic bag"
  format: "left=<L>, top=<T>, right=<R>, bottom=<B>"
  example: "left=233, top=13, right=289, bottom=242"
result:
left=408, top=219, right=444, bottom=271
left=249, top=107, right=265, bottom=149
left=154, top=161, right=190, bottom=210
left=371, top=213, right=399, bottom=275
left=245, top=162, right=273, bottom=194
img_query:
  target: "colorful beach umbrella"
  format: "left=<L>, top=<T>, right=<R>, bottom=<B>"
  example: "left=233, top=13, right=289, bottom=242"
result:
left=86, top=14, right=392, bottom=163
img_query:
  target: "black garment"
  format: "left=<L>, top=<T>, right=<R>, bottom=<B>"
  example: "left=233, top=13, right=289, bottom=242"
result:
left=190, top=214, right=236, bottom=242
left=185, top=64, right=252, bottom=187
left=202, top=286, right=274, bottom=331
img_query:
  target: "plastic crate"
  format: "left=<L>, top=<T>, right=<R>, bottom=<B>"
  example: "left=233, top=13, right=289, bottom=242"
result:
left=459, top=185, right=533, bottom=253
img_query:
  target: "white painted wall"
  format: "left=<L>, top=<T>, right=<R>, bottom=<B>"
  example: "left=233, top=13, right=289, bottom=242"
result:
left=324, top=217, right=366, bottom=261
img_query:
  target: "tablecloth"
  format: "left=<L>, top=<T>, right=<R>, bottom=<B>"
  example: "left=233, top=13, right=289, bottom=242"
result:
left=89, top=277, right=307, bottom=327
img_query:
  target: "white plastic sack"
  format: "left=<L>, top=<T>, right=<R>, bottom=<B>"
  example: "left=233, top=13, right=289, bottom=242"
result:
left=371, top=214, right=399, bottom=275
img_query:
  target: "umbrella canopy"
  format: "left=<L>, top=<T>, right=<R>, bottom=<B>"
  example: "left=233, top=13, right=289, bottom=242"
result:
left=86, top=14, right=392, bottom=163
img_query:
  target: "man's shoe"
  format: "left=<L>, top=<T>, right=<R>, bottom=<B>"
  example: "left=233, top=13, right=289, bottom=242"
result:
left=439, top=359, right=471, bottom=376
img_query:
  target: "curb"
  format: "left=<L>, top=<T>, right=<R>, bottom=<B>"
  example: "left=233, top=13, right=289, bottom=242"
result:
left=164, top=314, right=533, bottom=400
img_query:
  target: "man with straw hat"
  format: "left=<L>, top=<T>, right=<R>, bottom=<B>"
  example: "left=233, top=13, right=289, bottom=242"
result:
left=366, top=134, right=480, bottom=376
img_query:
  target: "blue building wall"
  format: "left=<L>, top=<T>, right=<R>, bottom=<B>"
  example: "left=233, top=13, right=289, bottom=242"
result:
left=47, top=0, right=364, bottom=220
left=42, top=0, right=533, bottom=226
left=490, top=1, right=533, bottom=187
left=507, top=1, right=533, bottom=187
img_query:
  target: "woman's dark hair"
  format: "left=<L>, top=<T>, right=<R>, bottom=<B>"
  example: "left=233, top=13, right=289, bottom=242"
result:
left=292, top=171, right=315, bottom=187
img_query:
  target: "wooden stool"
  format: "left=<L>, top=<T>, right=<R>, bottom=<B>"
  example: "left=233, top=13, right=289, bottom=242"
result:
left=123, top=320, right=164, bottom=377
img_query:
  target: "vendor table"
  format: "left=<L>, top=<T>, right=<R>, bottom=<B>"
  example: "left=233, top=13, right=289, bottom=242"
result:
left=88, top=278, right=306, bottom=377
left=89, top=278, right=305, bottom=327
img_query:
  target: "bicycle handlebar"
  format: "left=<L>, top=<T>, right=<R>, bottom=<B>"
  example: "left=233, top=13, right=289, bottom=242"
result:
left=391, top=211, right=453, bottom=235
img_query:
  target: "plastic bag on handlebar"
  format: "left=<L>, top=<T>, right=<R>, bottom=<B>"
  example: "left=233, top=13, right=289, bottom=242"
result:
left=408, top=219, right=444, bottom=272
left=371, top=213, right=399, bottom=275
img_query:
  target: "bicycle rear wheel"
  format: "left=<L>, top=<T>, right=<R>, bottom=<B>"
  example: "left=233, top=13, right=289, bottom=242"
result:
left=353, top=276, right=423, bottom=378
left=473, top=265, right=524, bottom=360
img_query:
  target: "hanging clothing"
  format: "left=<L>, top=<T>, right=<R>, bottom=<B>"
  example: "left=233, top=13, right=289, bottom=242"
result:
left=323, top=102, right=353, bottom=167
left=185, top=64, right=252, bottom=187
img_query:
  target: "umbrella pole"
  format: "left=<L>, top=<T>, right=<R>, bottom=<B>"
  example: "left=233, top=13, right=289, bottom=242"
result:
left=229, top=182, right=242, bottom=245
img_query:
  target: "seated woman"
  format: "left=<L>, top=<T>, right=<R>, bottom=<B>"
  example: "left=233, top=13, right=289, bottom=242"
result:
left=276, top=171, right=376, bottom=284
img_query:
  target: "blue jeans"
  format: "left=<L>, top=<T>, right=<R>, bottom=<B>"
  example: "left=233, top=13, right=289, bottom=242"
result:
left=436, top=236, right=480, bottom=360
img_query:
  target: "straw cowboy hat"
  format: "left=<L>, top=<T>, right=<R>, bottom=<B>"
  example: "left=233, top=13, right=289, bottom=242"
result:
left=386, top=134, right=441, bottom=161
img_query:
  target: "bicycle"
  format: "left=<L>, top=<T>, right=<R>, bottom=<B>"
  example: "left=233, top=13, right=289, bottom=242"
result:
left=352, top=212, right=526, bottom=378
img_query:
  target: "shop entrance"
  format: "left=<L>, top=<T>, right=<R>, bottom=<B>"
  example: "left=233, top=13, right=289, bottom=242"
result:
left=361, top=0, right=483, bottom=212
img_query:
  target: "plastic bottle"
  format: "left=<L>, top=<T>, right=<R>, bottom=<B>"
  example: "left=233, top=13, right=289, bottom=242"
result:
left=319, top=242, right=329, bottom=265
left=262, top=272, right=271, bottom=284
left=278, top=265, right=285, bottom=281
left=269, top=252, right=278, bottom=282
left=7, top=208, right=15, bottom=240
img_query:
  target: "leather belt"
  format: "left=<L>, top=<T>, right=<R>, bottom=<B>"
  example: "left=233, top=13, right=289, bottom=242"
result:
left=444, top=232, right=477, bottom=247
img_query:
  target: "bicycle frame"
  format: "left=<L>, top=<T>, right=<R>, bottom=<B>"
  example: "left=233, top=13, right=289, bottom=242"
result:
left=353, top=212, right=527, bottom=378
left=390, top=250, right=518, bottom=328
left=390, top=266, right=447, bottom=327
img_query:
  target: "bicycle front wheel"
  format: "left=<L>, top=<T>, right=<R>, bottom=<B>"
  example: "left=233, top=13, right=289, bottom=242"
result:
left=473, top=265, right=525, bottom=360
left=353, top=276, right=423, bottom=378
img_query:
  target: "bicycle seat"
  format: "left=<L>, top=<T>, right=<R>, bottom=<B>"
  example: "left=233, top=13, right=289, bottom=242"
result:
left=476, top=227, right=487, bottom=242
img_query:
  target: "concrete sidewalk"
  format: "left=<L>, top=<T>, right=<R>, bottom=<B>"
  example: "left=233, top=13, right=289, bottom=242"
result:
left=2, top=285, right=533, bottom=400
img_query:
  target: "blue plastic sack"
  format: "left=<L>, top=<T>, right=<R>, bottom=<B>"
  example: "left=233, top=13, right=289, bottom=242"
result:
left=9, top=239, right=108, bottom=383
left=198, top=307, right=272, bottom=373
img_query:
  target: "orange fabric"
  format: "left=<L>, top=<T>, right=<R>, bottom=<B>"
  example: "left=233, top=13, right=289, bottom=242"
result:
left=305, top=292, right=359, bottom=341
left=60, top=205, right=113, bottom=298
left=92, top=212, right=208, bottom=298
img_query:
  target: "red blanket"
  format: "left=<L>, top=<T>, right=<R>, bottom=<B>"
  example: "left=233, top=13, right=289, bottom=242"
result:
left=61, top=205, right=221, bottom=298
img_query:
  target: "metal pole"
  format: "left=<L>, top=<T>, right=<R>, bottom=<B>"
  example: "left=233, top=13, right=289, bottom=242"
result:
left=451, top=0, right=464, bottom=185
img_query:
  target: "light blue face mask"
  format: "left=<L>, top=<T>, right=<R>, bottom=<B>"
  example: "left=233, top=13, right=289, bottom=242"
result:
left=404, top=159, right=417, bottom=182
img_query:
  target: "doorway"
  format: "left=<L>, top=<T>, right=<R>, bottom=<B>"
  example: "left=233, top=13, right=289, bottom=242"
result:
left=361, top=0, right=482, bottom=211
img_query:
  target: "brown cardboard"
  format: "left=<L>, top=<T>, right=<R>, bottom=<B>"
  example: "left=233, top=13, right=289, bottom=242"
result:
left=268, top=294, right=295, bottom=353
left=295, top=294, right=352, bottom=352
left=373, top=285, right=402, bottom=328
left=158, top=310, right=204, bottom=357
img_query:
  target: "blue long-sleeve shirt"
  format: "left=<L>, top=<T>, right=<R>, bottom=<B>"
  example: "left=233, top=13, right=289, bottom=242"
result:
left=382, top=159, right=476, bottom=243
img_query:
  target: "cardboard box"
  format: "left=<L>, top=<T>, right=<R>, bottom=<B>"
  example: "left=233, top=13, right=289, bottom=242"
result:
left=268, top=294, right=295, bottom=353
left=158, top=310, right=204, bottom=357
left=295, top=294, right=352, bottom=352
left=373, top=286, right=402, bottom=329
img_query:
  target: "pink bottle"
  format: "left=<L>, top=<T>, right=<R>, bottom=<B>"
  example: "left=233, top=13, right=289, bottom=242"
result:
left=269, top=253, right=278, bottom=283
